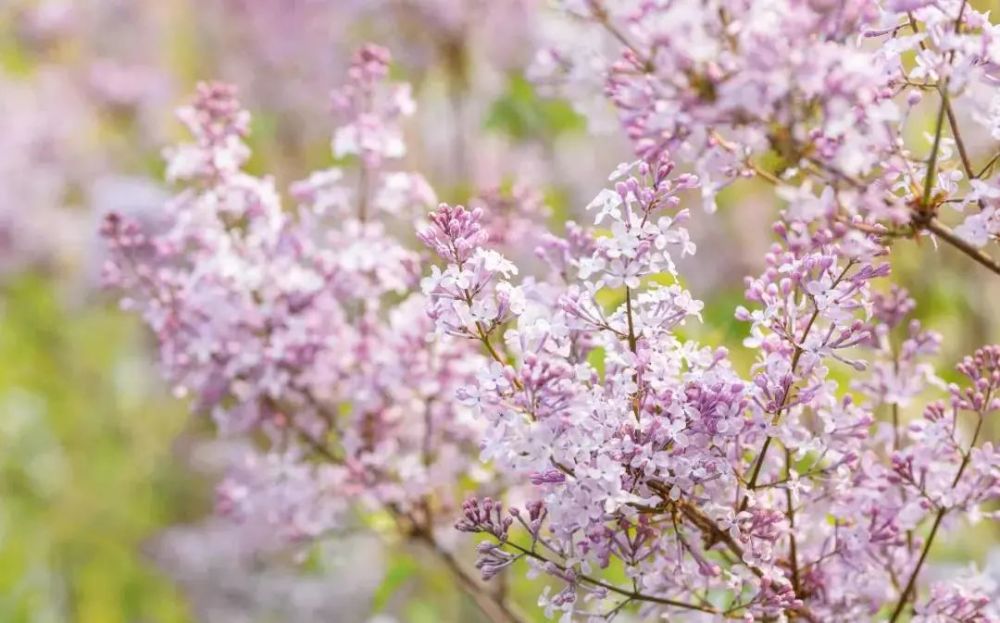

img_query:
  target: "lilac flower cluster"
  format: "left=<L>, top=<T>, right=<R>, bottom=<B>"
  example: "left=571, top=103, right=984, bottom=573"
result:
left=99, top=1, right=1000, bottom=620
left=1, top=0, right=176, bottom=284
left=534, top=0, right=1000, bottom=275
left=424, top=149, right=999, bottom=620
left=101, top=48, right=506, bottom=598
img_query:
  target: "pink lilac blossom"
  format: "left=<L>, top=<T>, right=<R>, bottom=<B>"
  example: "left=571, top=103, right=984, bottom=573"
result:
left=533, top=0, right=1000, bottom=276
left=422, top=153, right=1000, bottom=621
left=94, top=2, right=1000, bottom=621
left=102, top=47, right=522, bottom=623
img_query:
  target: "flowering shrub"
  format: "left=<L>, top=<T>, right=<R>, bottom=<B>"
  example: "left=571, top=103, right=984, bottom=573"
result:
left=102, top=1, right=1000, bottom=622
left=424, top=166, right=998, bottom=621
left=101, top=47, right=517, bottom=621
left=533, top=0, right=1000, bottom=267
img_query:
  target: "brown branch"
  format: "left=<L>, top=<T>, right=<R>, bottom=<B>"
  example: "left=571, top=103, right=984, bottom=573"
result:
left=413, top=531, right=526, bottom=623
left=924, top=218, right=1000, bottom=277
left=625, top=286, right=642, bottom=422
left=944, top=99, right=975, bottom=181
left=624, top=286, right=639, bottom=354
left=501, top=540, right=719, bottom=615
left=974, top=152, right=1000, bottom=179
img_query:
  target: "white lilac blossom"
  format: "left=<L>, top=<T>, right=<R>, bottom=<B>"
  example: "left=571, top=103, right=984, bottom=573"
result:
left=423, top=155, right=1000, bottom=621
left=533, top=0, right=1000, bottom=275
left=102, top=47, right=523, bottom=623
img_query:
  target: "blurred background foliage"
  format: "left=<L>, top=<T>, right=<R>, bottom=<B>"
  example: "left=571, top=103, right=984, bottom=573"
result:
left=0, top=276, right=194, bottom=623
left=1, top=0, right=998, bottom=622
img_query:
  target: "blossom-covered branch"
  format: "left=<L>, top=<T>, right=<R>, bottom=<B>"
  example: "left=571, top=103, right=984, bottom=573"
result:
left=102, top=47, right=528, bottom=623
left=533, top=0, right=1000, bottom=276
left=421, top=151, right=999, bottom=620
left=92, top=1, right=1000, bottom=619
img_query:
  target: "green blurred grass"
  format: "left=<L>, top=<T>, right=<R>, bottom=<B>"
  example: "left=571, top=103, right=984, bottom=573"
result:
left=0, top=275, right=195, bottom=623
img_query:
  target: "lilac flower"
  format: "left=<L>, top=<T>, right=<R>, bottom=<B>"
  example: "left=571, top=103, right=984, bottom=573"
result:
left=102, top=52, right=505, bottom=616
left=535, top=0, right=1000, bottom=276
left=421, top=147, right=1000, bottom=620
left=92, top=0, right=1000, bottom=618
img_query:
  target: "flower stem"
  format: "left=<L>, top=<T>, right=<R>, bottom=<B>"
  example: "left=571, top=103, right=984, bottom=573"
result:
left=924, top=218, right=1000, bottom=277
left=414, top=531, right=525, bottom=623
left=920, top=90, right=948, bottom=211
left=888, top=412, right=984, bottom=622
left=502, top=540, right=719, bottom=615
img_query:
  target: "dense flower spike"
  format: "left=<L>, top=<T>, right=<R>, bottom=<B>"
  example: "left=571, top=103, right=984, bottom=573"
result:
left=101, top=51, right=530, bottom=623
left=422, top=149, right=1000, bottom=620
left=329, top=44, right=414, bottom=168
left=534, top=0, right=1000, bottom=275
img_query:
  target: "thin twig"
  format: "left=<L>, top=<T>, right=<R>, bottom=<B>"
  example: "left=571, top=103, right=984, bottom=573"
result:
left=502, top=540, right=719, bottom=615
left=748, top=161, right=782, bottom=186
left=974, top=152, right=1000, bottom=179
left=944, top=99, right=975, bottom=181
left=586, top=0, right=654, bottom=69
left=413, top=531, right=526, bottom=623
left=784, top=448, right=801, bottom=595
left=888, top=411, right=985, bottom=622
left=925, top=218, right=1000, bottom=277
left=921, top=89, right=949, bottom=211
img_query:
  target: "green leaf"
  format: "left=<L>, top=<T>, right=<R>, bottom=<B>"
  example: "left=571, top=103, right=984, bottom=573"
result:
left=484, top=75, right=584, bottom=141
left=371, top=552, right=419, bottom=612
